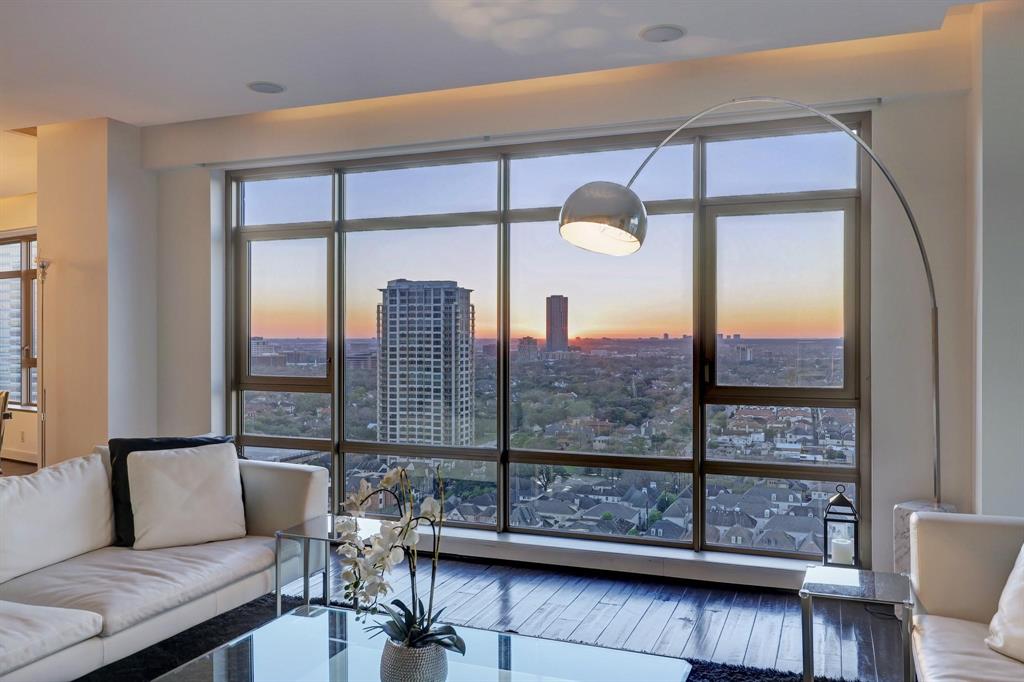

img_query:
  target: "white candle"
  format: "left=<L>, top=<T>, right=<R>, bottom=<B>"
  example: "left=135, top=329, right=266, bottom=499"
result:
left=830, top=537, right=855, bottom=565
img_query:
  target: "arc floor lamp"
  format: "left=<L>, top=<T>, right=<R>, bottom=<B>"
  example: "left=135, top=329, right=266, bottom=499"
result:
left=558, top=96, right=943, bottom=505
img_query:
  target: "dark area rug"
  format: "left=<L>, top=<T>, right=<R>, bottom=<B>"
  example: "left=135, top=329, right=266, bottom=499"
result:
left=76, top=595, right=855, bottom=682
left=686, top=659, right=852, bottom=682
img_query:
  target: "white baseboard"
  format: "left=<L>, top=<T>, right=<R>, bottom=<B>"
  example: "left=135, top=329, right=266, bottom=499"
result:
left=425, top=526, right=812, bottom=590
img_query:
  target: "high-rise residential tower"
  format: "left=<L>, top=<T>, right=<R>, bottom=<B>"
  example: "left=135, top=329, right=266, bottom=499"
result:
left=377, top=279, right=475, bottom=446
left=545, top=294, right=569, bottom=352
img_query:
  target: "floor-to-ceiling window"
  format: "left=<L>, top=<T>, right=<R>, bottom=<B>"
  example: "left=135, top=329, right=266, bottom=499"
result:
left=0, top=234, right=38, bottom=408
left=232, top=173, right=335, bottom=480
left=229, top=114, right=868, bottom=561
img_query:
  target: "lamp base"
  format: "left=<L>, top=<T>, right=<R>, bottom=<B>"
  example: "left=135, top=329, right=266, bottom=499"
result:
left=893, top=500, right=957, bottom=573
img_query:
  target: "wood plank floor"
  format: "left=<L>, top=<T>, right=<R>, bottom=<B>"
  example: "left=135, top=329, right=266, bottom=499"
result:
left=284, top=554, right=904, bottom=681
left=0, top=459, right=36, bottom=476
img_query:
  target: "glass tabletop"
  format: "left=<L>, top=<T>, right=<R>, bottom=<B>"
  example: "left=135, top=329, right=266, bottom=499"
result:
left=156, top=605, right=691, bottom=682
left=276, top=515, right=381, bottom=543
left=800, top=566, right=911, bottom=605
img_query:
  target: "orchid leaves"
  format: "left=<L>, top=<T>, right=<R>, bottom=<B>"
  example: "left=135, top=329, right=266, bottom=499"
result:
left=366, top=598, right=466, bottom=655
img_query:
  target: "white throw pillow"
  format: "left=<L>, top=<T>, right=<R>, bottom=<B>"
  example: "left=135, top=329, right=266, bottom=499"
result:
left=986, top=540, right=1024, bottom=663
left=0, top=453, right=114, bottom=581
left=127, top=443, right=246, bottom=550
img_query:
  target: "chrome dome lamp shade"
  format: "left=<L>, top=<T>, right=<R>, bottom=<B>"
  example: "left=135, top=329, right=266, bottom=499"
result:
left=558, top=181, right=647, bottom=256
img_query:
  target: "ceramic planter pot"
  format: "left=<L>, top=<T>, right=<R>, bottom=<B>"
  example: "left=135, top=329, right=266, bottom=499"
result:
left=380, top=639, right=448, bottom=682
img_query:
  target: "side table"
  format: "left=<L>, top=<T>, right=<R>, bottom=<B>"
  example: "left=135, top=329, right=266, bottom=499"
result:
left=274, top=514, right=380, bottom=616
left=799, top=565, right=914, bottom=682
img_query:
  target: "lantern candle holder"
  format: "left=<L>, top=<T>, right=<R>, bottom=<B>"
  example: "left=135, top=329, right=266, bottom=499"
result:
left=823, top=484, right=859, bottom=567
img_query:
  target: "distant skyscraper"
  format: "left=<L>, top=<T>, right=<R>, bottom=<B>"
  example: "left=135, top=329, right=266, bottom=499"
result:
left=546, top=295, right=569, bottom=352
left=517, top=336, right=540, bottom=360
left=377, top=279, right=475, bottom=446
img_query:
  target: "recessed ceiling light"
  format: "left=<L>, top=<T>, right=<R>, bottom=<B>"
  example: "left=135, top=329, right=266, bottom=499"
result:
left=247, top=81, right=286, bottom=94
left=639, top=24, right=685, bottom=43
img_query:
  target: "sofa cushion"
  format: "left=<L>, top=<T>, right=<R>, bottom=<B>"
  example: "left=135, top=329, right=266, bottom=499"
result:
left=128, top=443, right=246, bottom=550
left=108, top=435, right=234, bottom=546
left=0, top=453, right=114, bottom=583
left=914, top=614, right=1024, bottom=682
left=0, top=600, right=103, bottom=676
left=986, top=540, right=1024, bottom=662
left=0, top=536, right=284, bottom=636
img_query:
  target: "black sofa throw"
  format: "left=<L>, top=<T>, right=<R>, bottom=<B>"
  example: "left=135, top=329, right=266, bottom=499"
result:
left=109, top=436, right=235, bottom=547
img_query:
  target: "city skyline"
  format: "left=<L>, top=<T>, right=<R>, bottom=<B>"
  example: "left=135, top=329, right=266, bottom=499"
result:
left=249, top=132, right=854, bottom=341
left=253, top=211, right=844, bottom=341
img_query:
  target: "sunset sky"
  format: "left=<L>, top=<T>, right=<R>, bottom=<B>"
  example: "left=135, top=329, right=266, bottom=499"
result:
left=247, top=131, right=853, bottom=340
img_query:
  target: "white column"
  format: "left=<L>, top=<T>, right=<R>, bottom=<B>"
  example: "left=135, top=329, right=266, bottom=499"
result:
left=973, top=1, right=1024, bottom=517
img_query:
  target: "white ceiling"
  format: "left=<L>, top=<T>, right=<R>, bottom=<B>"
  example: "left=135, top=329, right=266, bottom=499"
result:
left=0, top=0, right=966, bottom=131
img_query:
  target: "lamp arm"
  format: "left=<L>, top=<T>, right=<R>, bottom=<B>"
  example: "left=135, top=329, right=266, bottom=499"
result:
left=627, top=96, right=942, bottom=504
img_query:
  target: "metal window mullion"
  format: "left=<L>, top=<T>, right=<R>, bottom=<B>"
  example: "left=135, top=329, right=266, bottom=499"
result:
left=238, top=376, right=332, bottom=391
left=335, top=168, right=345, bottom=515
left=856, top=115, right=873, bottom=569
left=693, top=134, right=707, bottom=553
left=507, top=449, right=694, bottom=474
left=240, top=221, right=335, bottom=235
left=702, top=459, right=858, bottom=482
left=703, top=390, right=859, bottom=407
left=509, top=525, right=692, bottom=549
left=701, top=188, right=858, bottom=207
left=497, top=154, right=511, bottom=533
left=343, top=211, right=499, bottom=232
left=229, top=179, right=243, bottom=443
left=240, top=434, right=332, bottom=452
left=18, top=239, right=33, bottom=405
left=342, top=440, right=498, bottom=463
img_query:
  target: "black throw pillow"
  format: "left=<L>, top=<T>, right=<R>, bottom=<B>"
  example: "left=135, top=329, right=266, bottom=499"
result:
left=108, top=436, right=235, bottom=547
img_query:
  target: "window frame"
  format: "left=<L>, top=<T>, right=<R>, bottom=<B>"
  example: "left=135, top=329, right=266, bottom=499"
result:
left=226, top=112, right=871, bottom=563
left=0, top=234, right=38, bottom=408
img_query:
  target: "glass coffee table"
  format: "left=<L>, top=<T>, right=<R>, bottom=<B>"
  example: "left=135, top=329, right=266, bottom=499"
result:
left=156, top=605, right=691, bottom=681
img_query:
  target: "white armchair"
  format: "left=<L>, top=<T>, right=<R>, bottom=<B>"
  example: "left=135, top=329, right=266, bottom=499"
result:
left=910, top=511, right=1024, bottom=681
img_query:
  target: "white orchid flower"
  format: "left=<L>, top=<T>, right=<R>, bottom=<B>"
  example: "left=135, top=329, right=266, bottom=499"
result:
left=380, top=467, right=401, bottom=489
left=336, top=543, right=358, bottom=559
left=335, top=516, right=358, bottom=534
left=420, top=496, right=442, bottom=522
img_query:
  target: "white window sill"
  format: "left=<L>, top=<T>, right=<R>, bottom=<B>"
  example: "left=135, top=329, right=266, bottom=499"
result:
left=421, top=526, right=814, bottom=590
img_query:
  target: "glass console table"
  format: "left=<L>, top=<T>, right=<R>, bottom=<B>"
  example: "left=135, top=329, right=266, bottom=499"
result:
left=157, top=605, right=692, bottom=682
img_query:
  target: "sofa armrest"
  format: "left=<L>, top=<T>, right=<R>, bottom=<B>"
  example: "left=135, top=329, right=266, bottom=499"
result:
left=911, top=511, right=1024, bottom=623
left=239, top=459, right=329, bottom=538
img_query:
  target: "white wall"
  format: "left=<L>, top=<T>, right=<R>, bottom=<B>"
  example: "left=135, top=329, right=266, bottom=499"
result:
left=973, top=0, right=1024, bottom=517
left=871, top=93, right=973, bottom=531
left=37, top=119, right=110, bottom=462
left=107, top=120, right=157, bottom=438
left=0, top=131, right=36, bottom=197
left=156, top=166, right=225, bottom=435
left=144, top=12, right=978, bottom=571
left=36, top=118, right=157, bottom=462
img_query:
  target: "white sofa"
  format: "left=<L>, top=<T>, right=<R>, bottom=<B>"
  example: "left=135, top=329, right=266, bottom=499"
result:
left=0, top=449, right=328, bottom=682
left=910, top=511, right=1024, bottom=682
